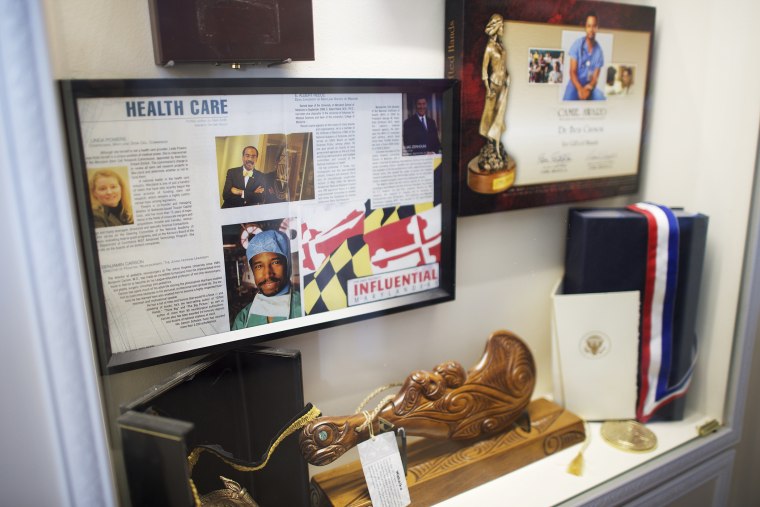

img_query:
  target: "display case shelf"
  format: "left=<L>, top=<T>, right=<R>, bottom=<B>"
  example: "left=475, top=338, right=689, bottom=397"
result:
left=437, top=414, right=722, bottom=506
left=2, top=0, right=759, bottom=506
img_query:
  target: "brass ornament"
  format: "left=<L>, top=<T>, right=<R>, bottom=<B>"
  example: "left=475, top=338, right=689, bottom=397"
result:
left=600, top=420, right=657, bottom=452
left=199, top=476, right=258, bottom=507
left=186, top=404, right=321, bottom=506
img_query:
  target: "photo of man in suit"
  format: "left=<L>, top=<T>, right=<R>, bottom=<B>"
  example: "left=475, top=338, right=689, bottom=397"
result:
left=221, top=146, right=278, bottom=208
left=403, top=96, right=442, bottom=156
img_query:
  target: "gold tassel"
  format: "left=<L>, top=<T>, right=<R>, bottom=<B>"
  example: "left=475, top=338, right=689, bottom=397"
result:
left=566, top=450, right=585, bottom=476
left=567, top=421, right=590, bottom=476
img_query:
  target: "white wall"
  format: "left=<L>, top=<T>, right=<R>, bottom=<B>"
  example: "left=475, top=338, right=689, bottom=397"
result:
left=639, top=0, right=760, bottom=423
left=26, top=0, right=760, bottom=504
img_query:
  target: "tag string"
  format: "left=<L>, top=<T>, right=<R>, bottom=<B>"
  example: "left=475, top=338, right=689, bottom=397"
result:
left=354, top=383, right=403, bottom=414
left=354, top=383, right=402, bottom=435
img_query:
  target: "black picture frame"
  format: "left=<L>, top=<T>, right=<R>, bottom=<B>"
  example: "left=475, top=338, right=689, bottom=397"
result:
left=60, top=78, right=459, bottom=372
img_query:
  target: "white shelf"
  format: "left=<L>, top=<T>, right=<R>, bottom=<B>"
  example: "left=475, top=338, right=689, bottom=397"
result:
left=436, top=410, right=717, bottom=506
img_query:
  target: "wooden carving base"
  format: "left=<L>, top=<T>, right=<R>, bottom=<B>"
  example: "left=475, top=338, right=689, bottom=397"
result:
left=309, top=399, right=584, bottom=507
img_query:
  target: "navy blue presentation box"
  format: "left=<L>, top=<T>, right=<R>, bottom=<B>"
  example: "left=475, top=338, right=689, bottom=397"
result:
left=563, top=208, right=708, bottom=421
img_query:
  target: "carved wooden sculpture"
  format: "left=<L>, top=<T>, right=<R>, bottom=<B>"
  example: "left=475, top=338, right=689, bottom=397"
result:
left=300, top=330, right=536, bottom=466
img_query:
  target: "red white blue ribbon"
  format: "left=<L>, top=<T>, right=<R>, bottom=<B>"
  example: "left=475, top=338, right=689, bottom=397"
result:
left=627, top=202, right=696, bottom=422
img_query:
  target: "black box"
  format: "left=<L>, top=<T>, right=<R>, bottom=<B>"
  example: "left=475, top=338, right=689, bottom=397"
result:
left=118, top=346, right=309, bottom=506
left=564, top=207, right=708, bottom=421
left=147, top=0, right=315, bottom=65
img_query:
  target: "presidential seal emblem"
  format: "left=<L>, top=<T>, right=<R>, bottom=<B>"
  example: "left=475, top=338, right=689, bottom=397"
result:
left=579, top=331, right=611, bottom=359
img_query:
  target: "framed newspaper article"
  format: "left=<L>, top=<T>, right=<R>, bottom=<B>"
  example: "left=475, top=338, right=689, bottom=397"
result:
left=61, top=78, right=458, bottom=371
left=446, top=0, right=655, bottom=215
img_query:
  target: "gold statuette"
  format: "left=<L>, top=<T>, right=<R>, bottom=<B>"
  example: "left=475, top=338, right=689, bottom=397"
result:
left=467, top=13, right=517, bottom=194
left=600, top=420, right=657, bottom=452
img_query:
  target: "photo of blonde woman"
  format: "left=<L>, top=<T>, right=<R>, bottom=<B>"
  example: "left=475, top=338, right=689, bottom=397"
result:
left=88, top=168, right=134, bottom=228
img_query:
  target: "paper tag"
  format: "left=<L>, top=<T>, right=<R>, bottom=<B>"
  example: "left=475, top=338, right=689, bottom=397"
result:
left=358, top=431, right=411, bottom=507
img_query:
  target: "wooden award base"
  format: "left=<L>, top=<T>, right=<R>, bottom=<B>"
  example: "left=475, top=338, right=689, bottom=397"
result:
left=309, top=398, right=584, bottom=507
left=467, top=155, right=516, bottom=194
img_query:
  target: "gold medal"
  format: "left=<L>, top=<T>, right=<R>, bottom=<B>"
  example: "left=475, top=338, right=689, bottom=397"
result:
left=600, top=420, right=657, bottom=452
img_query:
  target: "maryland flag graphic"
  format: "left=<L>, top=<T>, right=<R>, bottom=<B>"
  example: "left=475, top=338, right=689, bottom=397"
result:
left=301, top=200, right=442, bottom=314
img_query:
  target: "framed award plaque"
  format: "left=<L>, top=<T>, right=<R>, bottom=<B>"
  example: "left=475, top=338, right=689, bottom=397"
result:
left=446, top=0, right=655, bottom=215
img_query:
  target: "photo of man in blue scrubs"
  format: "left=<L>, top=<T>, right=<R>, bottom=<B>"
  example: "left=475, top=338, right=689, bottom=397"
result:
left=563, top=13, right=606, bottom=101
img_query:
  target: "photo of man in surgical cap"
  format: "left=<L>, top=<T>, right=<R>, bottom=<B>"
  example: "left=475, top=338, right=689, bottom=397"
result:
left=231, top=229, right=302, bottom=329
